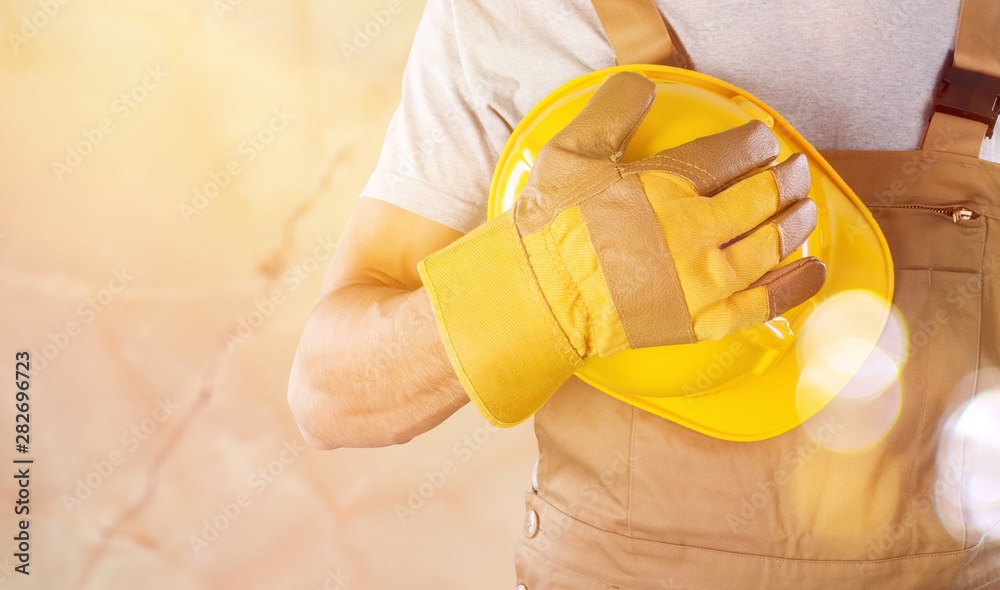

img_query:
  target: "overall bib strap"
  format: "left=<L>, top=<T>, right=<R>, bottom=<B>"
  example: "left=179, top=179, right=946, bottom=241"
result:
left=589, top=0, right=691, bottom=68
left=921, top=0, right=1000, bottom=157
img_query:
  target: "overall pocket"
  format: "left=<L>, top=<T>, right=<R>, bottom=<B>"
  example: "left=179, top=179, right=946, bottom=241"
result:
left=868, top=203, right=986, bottom=552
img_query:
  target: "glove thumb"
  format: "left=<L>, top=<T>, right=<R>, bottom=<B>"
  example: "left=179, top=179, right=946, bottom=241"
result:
left=549, top=71, right=656, bottom=161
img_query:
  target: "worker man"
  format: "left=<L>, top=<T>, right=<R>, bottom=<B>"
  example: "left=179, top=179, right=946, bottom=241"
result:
left=288, top=0, right=1000, bottom=588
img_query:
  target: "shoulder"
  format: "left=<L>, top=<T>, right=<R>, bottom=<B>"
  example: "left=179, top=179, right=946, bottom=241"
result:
left=440, top=0, right=615, bottom=127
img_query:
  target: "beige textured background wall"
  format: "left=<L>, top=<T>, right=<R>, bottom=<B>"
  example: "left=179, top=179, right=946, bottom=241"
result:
left=0, top=0, right=537, bottom=588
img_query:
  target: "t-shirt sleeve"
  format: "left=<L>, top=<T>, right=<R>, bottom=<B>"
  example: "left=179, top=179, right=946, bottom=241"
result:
left=361, top=0, right=507, bottom=234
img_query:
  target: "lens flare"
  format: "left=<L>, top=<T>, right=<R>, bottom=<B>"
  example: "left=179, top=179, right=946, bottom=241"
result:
left=798, top=360, right=902, bottom=452
left=796, top=290, right=905, bottom=373
left=935, top=369, right=1000, bottom=541
left=796, top=291, right=904, bottom=451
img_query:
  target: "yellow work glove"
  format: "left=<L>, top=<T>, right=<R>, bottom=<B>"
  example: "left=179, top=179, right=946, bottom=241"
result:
left=418, top=72, right=825, bottom=427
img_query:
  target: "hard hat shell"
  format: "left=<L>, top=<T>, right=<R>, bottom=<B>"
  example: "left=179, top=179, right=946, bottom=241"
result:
left=489, top=65, right=894, bottom=442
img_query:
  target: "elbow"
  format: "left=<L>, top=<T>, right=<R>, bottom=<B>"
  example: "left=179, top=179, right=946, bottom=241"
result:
left=287, top=382, right=415, bottom=449
left=287, top=358, right=342, bottom=450
left=299, top=426, right=337, bottom=451
left=286, top=358, right=415, bottom=450
left=287, top=380, right=339, bottom=451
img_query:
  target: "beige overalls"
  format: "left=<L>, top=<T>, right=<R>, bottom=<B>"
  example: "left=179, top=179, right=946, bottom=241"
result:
left=514, top=1, right=1000, bottom=588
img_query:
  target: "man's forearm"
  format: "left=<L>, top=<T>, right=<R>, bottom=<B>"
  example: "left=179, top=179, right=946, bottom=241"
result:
left=288, top=283, right=468, bottom=449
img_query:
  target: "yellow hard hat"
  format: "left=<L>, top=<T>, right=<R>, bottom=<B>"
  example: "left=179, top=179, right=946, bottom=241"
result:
left=489, top=65, right=894, bottom=442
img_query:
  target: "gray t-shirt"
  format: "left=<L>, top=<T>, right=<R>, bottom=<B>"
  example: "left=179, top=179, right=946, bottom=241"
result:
left=363, top=0, right=999, bottom=233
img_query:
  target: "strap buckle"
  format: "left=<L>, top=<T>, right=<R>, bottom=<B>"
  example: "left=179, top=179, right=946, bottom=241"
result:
left=933, top=64, right=1000, bottom=139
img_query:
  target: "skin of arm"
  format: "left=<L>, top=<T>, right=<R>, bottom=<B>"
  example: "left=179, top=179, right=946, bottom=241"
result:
left=287, top=197, right=470, bottom=450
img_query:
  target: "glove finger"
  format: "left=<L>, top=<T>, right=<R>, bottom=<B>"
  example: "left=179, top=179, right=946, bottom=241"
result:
left=551, top=71, right=656, bottom=158
left=693, top=257, right=826, bottom=340
left=720, top=221, right=781, bottom=291
left=708, top=153, right=811, bottom=242
left=721, top=198, right=818, bottom=288
left=624, top=120, right=779, bottom=195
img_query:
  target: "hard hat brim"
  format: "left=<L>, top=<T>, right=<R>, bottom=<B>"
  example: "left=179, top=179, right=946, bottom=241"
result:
left=489, top=65, right=894, bottom=442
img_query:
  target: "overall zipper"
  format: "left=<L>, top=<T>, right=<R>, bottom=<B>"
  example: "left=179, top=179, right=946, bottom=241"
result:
left=891, top=204, right=980, bottom=223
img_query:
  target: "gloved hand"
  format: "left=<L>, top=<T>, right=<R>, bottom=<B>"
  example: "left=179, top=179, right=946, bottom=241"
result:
left=418, top=72, right=825, bottom=427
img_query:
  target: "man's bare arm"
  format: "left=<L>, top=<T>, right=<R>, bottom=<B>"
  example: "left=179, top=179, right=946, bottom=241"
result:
left=287, top=198, right=469, bottom=450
